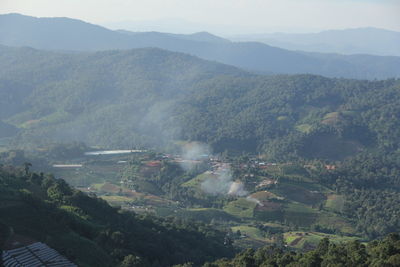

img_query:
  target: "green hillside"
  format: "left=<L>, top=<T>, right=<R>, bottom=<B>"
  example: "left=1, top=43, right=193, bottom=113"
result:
left=207, top=233, right=400, bottom=267
left=1, top=46, right=400, bottom=260
left=0, top=46, right=400, bottom=161
left=0, top=166, right=234, bottom=266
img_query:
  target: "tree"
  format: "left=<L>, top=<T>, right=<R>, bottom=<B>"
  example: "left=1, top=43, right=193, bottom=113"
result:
left=120, top=254, right=146, bottom=267
left=316, top=238, right=330, bottom=255
left=232, top=249, right=256, bottom=267
left=23, top=162, right=32, bottom=176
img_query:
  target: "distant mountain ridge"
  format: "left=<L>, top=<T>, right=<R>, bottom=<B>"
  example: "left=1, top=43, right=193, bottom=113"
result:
left=1, top=13, right=400, bottom=80
left=231, top=27, right=400, bottom=57
left=116, top=30, right=230, bottom=44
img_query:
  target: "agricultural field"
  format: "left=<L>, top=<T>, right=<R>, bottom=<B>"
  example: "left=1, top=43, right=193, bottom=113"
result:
left=271, top=182, right=326, bottom=205
left=229, top=225, right=275, bottom=249
left=51, top=163, right=124, bottom=187
left=316, top=213, right=355, bottom=234
left=181, top=172, right=212, bottom=188
left=224, top=198, right=257, bottom=218
left=175, top=208, right=239, bottom=223
left=284, top=231, right=360, bottom=250
left=5, top=147, right=362, bottom=251
left=249, top=191, right=281, bottom=201
left=282, top=203, right=320, bottom=227
left=325, top=194, right=346, bottom=212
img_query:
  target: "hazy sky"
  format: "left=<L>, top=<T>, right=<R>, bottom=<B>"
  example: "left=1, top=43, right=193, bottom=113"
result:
left=1, top=0, right=399, bottom=34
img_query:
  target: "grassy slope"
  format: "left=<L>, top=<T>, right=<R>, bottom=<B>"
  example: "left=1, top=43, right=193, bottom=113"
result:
left=284, top=231, right=359, bottom=250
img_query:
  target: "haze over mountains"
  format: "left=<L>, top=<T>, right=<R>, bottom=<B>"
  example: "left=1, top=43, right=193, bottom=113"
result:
left=2, top=6, right=400, bottom=267
left=1, top=44, right=399, bottom=161
left=231, top=28, right=400, bottom=57
left=1, top=13, right=400, bottom=80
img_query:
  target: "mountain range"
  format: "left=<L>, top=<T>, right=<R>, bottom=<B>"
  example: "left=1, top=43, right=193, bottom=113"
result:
left=1, top=45, right=399, bottom=160
left=2, top=10, right=400, bottom=267
left=231, top=27, right=400, bottom=57
left=1, top=13, right=400, bottom=80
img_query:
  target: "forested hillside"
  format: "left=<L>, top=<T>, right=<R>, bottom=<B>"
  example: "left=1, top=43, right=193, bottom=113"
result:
left=0, top=45, right=249, bottom=149
left=0, top=165, right=233, bottom=266
left=1, top=45, right=400, bottom=161
left=206, top=233, right=400, bottom=267
left=1, top=13, right=400, bottom=80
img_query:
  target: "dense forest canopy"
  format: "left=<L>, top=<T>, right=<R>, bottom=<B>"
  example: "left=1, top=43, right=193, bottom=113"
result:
left=0, top=165, right=234, bottom=266
left=206, top=233, right=400, bottom=267
left=0, top=45, right=399, bottom=161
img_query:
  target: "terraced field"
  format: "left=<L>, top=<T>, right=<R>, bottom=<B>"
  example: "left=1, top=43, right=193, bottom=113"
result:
left=15, top=151, right=362, bottom=252
left=316, top=213, right=355, bottom=234
left=284, top=231, right=360, bottom=250
left=175, top=208, right=239, bottom=223
left=224, top=198, right=257, bottom=218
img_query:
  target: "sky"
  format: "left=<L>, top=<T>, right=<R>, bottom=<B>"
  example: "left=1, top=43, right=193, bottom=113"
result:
left=1, top=0, right=399, bottom=34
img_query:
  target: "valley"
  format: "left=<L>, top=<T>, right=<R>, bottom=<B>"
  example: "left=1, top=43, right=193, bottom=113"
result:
left=0, top=8, right=400, bottom=266
left=23, top=145, right=361, bottom=252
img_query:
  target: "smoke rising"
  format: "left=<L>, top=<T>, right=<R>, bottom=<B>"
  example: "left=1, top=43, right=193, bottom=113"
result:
left=181, top=142, right=211, bottom=160
left=201, top=168, right=232, bottom=195
left=179, top=142, right=261, bottom=206
left=200, top=166, right=248, bottom=197
left=228, top=181, right=248, bottom=196
left=246, top=196, right=264, bottom=206
left=179, top=142, right=211, bottom=171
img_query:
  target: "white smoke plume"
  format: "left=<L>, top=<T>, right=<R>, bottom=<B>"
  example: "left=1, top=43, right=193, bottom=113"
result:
left=179, top=142, right=211, bottom=171
left=182, top=142, right=210, bottom=160
left=201, top=166, right=248, bottom=197
left=246, top=196, right=264, bottom=206
left=201, top=168, right=233, bottom=195
left=228, top=181, right=248, bottom=196
left=179, top=142, right=261, bottom=206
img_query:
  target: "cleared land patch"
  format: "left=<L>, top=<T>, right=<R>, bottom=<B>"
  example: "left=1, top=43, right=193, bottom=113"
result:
left=224, top=198, right=257, bottom=218
left=284, top=231, right=359, bottom=250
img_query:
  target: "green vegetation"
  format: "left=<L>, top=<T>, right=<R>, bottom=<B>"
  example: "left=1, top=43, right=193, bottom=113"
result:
left=224, top=198, right=257, bottom=218
left=3, top=145, right=399, bottom=254
left=316, top=213, right=355, bottom=235
left=283, top=203, right=319, bottom=227
left=325, top=194, right=345, bottom=212
left=176, top=208, right=239, bottom=224
left=1, top=45, right=400, bottom=163
left=0, top=166, right=234, bottom=266
left=231, top=226, right=266, bottom=240
left=207, top=233, right=400, bottom=267
left=1, top=39, right=400, bottom=266
left=181, top=173, right=211, bottom=188
left=283, top=231, right=358, bottom=249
